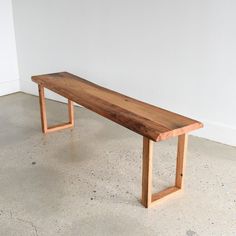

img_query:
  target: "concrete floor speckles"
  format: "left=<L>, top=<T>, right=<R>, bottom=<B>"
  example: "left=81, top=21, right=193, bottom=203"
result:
left=0, top=92, right=235, bottom=236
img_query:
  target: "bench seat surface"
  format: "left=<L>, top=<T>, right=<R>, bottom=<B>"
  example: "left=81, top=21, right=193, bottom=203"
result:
left=32, top=72, right=202, bottom=141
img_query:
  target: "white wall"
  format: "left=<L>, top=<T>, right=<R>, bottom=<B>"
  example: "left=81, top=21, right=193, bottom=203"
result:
left=0, top=0, right=19, bottom=96
left=12, top=0, right=236, bottom=146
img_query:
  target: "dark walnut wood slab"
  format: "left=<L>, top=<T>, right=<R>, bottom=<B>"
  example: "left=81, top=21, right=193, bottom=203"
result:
left=32, top=72, right=203, bottom=141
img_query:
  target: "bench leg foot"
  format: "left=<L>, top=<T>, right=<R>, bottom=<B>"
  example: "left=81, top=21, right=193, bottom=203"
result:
left=141, top=134, right=188, bottom=208
left=38, top=85, right=74, bottom=133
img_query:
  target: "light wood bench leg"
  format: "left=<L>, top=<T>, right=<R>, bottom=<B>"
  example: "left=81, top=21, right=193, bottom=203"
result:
left=175, top=134, right=188, bottom=189
left=142, top=137, right=153, bottom=207
left=141, top=134, right=188, bottom=208
left=38, top=85, right=74, bottom=133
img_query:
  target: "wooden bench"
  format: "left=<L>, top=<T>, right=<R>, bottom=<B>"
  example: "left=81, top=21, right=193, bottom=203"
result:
left=32, top=72, right=203, bottom=208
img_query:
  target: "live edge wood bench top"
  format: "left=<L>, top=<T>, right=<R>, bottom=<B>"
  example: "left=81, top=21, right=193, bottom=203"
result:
left=32, top=72, right=203, bottom=142
left=32, top=71, right=203, bottom=208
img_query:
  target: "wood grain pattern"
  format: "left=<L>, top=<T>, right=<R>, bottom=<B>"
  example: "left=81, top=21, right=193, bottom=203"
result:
left=32, top=72, right=203, bottom=141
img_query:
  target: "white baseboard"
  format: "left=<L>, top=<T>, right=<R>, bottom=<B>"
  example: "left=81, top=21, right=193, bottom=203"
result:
left=190, top=121, right=236, bottom=147
left=0, top=79, right=20, bottom=96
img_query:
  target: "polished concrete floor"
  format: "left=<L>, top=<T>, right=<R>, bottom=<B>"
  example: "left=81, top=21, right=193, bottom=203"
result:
left=0, top=92, right=235, bottom=236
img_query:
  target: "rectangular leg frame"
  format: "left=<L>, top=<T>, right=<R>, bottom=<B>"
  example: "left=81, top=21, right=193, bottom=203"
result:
left=142, top=134, right=188, bottom=208
left=38, top=85, right=74, bottom=133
